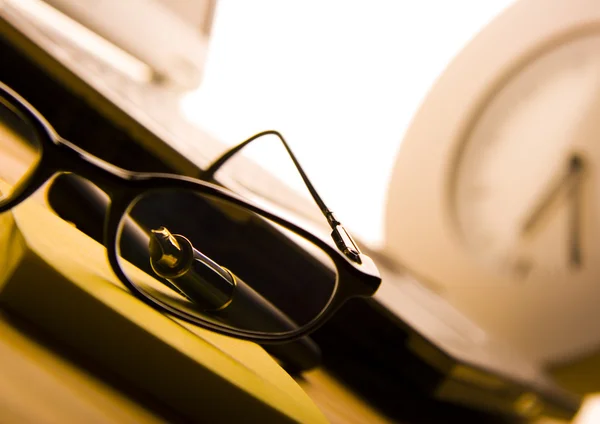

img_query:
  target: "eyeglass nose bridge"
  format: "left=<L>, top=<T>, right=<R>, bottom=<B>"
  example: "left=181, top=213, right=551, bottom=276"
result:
left=43, top=137, right=139, bottom=199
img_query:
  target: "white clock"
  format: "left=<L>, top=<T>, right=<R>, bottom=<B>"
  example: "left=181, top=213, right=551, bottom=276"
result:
left=384, top=0, right=600, bottom=364
left=452, top=34, right=600, bottom=283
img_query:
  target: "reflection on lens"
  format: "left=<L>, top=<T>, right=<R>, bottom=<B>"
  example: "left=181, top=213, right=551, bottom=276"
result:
left=0, top=97, right=41, bottom=201
left=116, top=188, right=338, bottom=336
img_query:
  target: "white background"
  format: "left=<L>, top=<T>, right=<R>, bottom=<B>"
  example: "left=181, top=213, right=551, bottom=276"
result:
left=182, top=1, right=515, bottom=247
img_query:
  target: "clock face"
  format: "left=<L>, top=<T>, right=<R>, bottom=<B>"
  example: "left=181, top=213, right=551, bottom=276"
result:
left=451, top=34, right=600, bottom=283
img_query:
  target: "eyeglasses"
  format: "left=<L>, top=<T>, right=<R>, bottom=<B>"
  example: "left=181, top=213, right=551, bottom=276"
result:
left=0, top=81, right=380, bottom=343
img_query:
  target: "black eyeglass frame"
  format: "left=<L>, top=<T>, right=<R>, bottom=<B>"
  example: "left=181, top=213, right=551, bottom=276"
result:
left=0, top=82, right=381, bottom=343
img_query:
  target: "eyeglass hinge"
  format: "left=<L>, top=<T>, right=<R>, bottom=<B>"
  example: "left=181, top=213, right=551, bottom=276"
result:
left=332, top=224, right=362, bottom=264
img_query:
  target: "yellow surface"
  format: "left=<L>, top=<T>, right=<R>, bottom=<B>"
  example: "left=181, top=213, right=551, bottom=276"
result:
left=0, top=195, right=328, bottom=423
left=0, top=311, right=164, bottom=423
left=298, top=369, right=392, bottom=424
left=551, top=352, right=600, bottom=396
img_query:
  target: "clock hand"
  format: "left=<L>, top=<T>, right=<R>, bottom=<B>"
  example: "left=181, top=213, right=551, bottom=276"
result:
left=521, top=154, right=583, bottom=235
left=568, top=156, right=584, bottom=268
left=520, top=154, right=585, bottom=269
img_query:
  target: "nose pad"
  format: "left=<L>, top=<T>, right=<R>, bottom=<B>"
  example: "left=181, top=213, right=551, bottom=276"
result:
left=46, top=173, right=110, bottom=244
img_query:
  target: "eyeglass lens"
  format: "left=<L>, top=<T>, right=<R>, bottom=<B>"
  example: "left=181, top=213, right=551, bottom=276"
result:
left=116, top=189, right=338, bottom=336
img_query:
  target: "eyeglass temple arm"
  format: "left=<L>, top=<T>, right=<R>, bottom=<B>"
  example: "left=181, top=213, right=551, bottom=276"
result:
left=200, top=130, right=362, bottom=263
